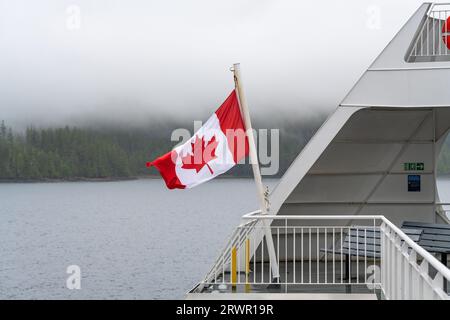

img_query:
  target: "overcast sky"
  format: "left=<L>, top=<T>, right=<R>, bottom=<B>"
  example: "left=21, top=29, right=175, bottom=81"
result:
left=0, top=0, right=439, bottom=127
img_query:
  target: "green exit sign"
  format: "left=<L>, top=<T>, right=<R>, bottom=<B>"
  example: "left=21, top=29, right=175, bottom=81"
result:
left=404, top=162, right=424, bottom=171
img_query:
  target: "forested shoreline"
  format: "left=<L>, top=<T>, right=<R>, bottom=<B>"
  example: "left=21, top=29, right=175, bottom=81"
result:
left=0, top=118, right=322, bottom=181
left=2, top=118, right=450, bottom=182
left=0, top=120, right=193, bottom=181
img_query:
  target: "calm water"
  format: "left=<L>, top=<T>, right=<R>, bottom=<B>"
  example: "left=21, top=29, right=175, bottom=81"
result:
left=1, top=178, right=449, bottom=299
left=0, top=178, right=276, bottom=299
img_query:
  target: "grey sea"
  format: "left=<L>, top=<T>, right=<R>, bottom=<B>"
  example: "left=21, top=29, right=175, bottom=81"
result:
left=1, top=178, right=449, bottom=299
left=0, top=178, right=274, bottom=299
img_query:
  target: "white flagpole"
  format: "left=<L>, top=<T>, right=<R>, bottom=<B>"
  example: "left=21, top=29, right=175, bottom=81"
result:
left=232, top=63, right=280, bottom=281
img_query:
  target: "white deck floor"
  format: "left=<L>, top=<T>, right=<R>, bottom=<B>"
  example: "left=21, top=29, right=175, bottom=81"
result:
left=191, top=260, right=384, bottom=299
left=186, top=292, right=377, bottom=300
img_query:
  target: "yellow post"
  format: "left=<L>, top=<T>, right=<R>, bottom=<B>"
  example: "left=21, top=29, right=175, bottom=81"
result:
left=231, top=246, right=237, bottom=287
left=245, top=239, right=250, bottom=281
left=245, top=239, right=251, bottom=292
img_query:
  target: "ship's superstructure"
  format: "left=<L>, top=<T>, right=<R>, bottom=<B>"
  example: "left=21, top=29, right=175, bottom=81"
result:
left=189, top=3, right=450, bottom=300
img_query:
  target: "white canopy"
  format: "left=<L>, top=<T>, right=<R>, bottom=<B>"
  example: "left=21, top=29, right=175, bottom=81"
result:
left=269, top=3, right=450, bottom=225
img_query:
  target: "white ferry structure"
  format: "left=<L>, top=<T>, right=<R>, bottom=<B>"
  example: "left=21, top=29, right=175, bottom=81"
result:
left=189, top=3, right=450, bottom=300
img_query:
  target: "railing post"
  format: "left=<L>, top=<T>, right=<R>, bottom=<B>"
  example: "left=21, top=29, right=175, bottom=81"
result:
left=395, top=235, right=402, bottom=299
left=285, top=219, right=288, bottom=287
left=293, top=227, right=296, bottom=284
left=380, top=223, right=386, bottom=298
left=231, top=246, right=237, bottom=288
left=432, top=273, right=444, bottom=299
left=419, top=260, right=429, bottom=299
left=385, top=226, right=389, bottom=298
left=410, top=251, right=418, bottom=299
left=245, top=238, right=250, bottom=284
left=401, top=242, right=410, bottom=300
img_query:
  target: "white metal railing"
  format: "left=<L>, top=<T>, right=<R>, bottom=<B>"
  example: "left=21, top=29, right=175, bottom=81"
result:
left=408, top=3, right=450, bottom=61
left=198, top=213, right=450, bottom=300
left=198, top=218, right=258, bottom=292
left=380, top=218, right=450, bottom=299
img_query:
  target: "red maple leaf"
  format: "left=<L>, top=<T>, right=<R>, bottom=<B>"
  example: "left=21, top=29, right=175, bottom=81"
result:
left=181, top=135, right=218, bottom=174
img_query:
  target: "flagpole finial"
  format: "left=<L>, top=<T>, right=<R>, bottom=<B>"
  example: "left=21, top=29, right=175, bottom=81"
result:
left=230, top=63, right=240, bottom=72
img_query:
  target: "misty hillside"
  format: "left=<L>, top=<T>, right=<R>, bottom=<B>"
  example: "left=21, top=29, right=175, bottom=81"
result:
left=3, top=116, right=450, bottom=182
left=0, top=115, right=326, bottom=181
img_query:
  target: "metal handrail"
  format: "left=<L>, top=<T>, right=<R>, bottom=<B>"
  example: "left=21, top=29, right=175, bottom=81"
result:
left=243, top=213, right=384, bottom=220
left=197, top=212, right=450, bottom=298
left=380, top=216, right=450, bottom=281
left=242, top=212, right=450, bottom=282
left=201, top=218, right=257, bottom=286
left=408, top=3, right=450, bottom=60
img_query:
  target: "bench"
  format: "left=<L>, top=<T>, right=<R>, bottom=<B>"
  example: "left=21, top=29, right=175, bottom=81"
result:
left=401, top=221, right=450, bottom=292
left=401, top=221, right=450, bottom=266
left=320, top=227, right=379, bottom=280
left=321, top=226, right=422, bottom=280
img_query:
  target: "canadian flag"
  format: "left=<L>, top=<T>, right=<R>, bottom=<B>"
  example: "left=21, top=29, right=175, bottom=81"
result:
left=147, top=90, right=249, bottom=189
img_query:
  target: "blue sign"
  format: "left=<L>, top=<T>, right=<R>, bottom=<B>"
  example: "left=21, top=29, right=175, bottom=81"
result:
left=408, top=175, right=421, bottom=192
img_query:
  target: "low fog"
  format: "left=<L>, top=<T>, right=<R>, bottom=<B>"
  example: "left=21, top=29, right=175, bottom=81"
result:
left=0, top=0, right=435, bottom=129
